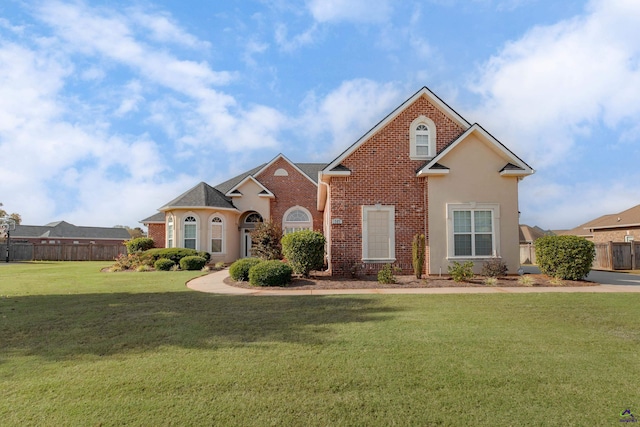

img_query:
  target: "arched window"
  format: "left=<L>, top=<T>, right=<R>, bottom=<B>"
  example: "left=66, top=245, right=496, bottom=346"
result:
left=210, top=216, right=224, bottom=254
left=244, top=213, right=263, bottom=224
left=410, top=116, right=436, bottom=159
left=167, top=216, right=174, bottom=248
left=415, top=124, right=430, bottom=156
left=283, top=206, right=312, bottom=234
left=183, top=215, right=197, bottom=249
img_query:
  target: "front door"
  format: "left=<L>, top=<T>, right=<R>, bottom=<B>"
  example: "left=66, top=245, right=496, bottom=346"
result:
left=242, top=229, right=253, bottom=258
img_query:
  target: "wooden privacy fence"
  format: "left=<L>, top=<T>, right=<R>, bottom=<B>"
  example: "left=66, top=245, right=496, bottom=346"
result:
left=593, top=242, right=639, bottom=271
left=0, top=242, right=126, bottom=262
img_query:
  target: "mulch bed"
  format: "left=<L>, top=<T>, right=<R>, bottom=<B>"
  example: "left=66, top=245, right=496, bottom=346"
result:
left=223, top=272, right=598, bottom=290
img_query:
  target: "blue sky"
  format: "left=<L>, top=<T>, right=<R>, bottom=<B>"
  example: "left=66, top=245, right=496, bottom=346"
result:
left=0, top=0, right=639, bottom=230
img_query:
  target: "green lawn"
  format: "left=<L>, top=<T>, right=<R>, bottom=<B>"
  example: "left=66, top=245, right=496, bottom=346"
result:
left=1, top=262, right=639, bottom=426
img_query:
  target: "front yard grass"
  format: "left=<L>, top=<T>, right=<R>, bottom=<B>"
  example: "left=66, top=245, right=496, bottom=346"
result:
left=1, top=262, right=639, bottom=425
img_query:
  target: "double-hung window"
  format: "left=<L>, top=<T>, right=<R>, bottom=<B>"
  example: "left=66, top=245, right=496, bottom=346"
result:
left=183, top=216, right=197, bottom=249
left=167, top=216, right=174, bottom=248
left=210, top=216, right=224, bottom=253
left=448, top=204, right=499, bottom=258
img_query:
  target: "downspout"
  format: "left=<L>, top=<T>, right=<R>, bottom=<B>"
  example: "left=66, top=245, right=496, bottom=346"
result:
left=318, top=177, right=331, bottom=272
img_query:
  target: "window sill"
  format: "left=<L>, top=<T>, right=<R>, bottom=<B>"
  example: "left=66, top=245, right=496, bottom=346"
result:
left=362, top=258, right=397, bottom=264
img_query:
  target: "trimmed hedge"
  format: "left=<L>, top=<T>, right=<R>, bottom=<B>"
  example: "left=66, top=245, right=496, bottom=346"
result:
left=125, top=237, right=154, bottom=254
left=229, top=258, right=262, bottom=281
left=248, top=260, right=292, bottom=287
left=143, top=248, right=210, bottom=265
left=281, top=230, right=325, bottom=277
left=179, top=255, right=207, bottom=271
left=535, top=235, right=595, bottom=280
left=154, top=258, right=175, bottom=271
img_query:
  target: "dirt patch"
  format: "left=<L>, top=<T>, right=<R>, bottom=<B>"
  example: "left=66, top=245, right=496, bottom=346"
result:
left=224, top=272, right=598, bottom=290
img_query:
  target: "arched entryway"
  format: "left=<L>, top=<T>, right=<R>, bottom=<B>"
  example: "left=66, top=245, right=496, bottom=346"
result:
left=240, top=211, right=263, bottom=258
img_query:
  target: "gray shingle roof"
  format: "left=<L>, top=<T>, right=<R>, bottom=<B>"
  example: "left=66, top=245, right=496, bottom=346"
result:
left=12, top=221, right=130, bottom=240
left=161, top=182, right=236, bottom=210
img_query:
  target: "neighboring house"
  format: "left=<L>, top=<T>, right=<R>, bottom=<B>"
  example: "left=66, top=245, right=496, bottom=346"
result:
left=519, top=225, right=551, bottom=244
left=561, top=204, right=640, bottom=243
left=9, top=221, right=131, bottom=245
left=143, top=86, right=534, bottom=275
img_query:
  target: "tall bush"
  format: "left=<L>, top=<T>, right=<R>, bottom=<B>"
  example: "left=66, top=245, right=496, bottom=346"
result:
left=250, top=221, right=283, bottom=260
left=412, top=234, right=425, bottom=279
left=125, top=237, right=154, bottom=254
left=535, top=235, right=595, bottom=280
left=281, top=230, right=325, bottom=277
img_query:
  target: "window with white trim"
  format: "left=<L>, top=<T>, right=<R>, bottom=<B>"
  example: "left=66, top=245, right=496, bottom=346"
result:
left=283, top=206, right=312, bottom=234
left=183, top=215, right=197, bottom=249
left=210, top=216, right=224, bottom=253
left=448, top=203, right=499, bottom=258
left=362, top=205, right=395, bottom=261
left=167, top=216, right=174, bottom=248
left=410, top=115, right=436, bottom=159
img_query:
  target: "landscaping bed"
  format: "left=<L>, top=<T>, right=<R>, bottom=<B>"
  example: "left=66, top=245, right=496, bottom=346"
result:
left=224, top=272, right=598, bottom=290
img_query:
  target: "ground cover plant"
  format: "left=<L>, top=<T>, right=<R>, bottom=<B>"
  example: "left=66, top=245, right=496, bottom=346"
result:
left=1, top=262, right=639, bottom=426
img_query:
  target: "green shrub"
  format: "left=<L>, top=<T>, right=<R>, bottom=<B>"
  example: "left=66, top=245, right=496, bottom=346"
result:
left=377, top=263, right=397, bottom=284
left=412, top=234, right=425, bottom=279
left=124, top=237, right=154, bottom=254
left=448, top=261, right=474, bottom=282
left=281, top=230, right=325, bottom=277
left=143, top=248, right=210, bottom=265
left=481, top=258, right=508, bottom=278
left=179, top=255, right=207, bottom=271
left=535, top=235, right=595, bottom=280
left=154, top=258, right=175, bottom=271
left=229, top=258, right=262, bottom=281
left=250, top=221, right=283, bottom=260
left=248, top=260, right=292, bottom=287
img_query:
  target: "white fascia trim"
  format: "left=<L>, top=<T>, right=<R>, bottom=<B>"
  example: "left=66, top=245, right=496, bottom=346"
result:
left=253, top=153, right=319, bottom=187
left=417, top=124, right=535, bottom=177
left=324, top=87, right=471, bottom=173
left=225, top=175, right=275, bottom=198
left=590, top=223, right=640, bottom=230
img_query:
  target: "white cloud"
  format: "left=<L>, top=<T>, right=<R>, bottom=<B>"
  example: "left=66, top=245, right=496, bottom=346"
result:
left=274, top=22, right=318, bottom=52
left=307, top=0, right=392, bottom=23
left=469, top=0, right=640, bottom=228
left=470, top=0, right=640, bottom=166
left=298, top=79, right=404, bottom=157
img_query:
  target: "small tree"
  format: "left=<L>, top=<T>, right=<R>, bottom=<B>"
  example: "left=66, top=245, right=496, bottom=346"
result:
left=535, top=235, right=595, bottom=280
left=412, top=234, right=425, bottom=279
left=281, top=230, right=325, bottom=277
left=250, top=221, right=283, bottom=260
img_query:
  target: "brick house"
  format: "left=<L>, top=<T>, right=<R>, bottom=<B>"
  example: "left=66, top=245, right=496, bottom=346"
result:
left=142, top=87, right=534, bottom=275
left=560, top=204, right=640, bottom=244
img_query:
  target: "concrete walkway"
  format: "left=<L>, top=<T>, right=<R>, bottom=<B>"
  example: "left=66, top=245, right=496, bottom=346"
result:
left=187, top=269, right=640, bottom=296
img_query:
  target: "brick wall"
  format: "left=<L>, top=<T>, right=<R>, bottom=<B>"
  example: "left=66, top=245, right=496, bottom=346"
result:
left=593, top=227, right=640, bottom=243
left=147, top=223, right=166, bottom=248
left=328, top=94, right=465, bottom=276
left=255, top=158, right=323, bottom=232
